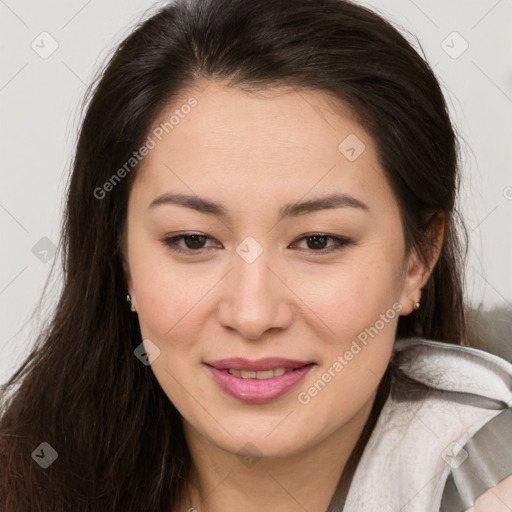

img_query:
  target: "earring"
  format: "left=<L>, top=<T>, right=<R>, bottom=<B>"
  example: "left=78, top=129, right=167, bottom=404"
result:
left=413, top=301, right=421, bottom=311
left=126, top=294, right=136, bottom=312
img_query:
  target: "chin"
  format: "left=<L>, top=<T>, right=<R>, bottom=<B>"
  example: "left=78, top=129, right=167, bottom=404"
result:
left=192, top=411, right=325, bottom=460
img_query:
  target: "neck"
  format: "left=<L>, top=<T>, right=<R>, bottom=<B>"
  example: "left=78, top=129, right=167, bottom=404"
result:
left=178, top=390, right=380, bottom=512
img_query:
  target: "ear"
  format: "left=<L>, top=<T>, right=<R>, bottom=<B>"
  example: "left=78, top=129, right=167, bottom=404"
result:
left=399, top=211, right=445, bottom=315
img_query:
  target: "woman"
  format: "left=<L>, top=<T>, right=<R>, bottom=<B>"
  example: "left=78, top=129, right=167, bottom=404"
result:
left=1, top=0, right=511, bottom=510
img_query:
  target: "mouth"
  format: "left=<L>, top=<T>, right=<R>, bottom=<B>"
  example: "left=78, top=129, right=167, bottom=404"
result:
left=206, top=357, right=313, bottom=372
left=205, top=358, right=315, bottom=403
left=222, top=367, right=301, bottom=379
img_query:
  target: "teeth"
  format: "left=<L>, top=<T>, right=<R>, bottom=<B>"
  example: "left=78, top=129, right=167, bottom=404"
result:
left=227, top=367, right=290, bottom=379
left=254, top=370, right=273, bottom=379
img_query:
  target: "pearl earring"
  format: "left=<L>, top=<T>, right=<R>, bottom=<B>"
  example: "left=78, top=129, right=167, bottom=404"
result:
left=126, top=294, right=136, bottom=312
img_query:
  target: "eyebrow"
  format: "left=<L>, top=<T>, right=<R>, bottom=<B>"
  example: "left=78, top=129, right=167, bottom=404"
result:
left=148, top=192, right=369, bottom=220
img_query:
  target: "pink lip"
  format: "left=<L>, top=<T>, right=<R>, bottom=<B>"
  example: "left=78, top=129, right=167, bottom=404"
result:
left=206, top=359, right=314, bottom=403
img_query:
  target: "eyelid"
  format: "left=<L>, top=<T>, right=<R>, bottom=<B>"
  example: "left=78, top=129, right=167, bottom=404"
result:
left=289, top=233, right=352, bottom=253
left=162, top=232, right=220, bottom=254
left=162, top=231, right=353, bottom=256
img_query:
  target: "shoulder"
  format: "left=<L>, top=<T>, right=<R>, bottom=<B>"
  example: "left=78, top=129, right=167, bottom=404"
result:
left=391, top=337, right=512, bottom=410
left=466, top=474, right=512, bottom=512
left=342, top=337, right=512, bottom=512
left=439, top=407, right=512, bottom=511
left=393, top=337, right=512, bottom=512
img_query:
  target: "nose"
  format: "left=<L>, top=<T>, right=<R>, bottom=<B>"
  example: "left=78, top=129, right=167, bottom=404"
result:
left=216, top=247, right=293, bottom=340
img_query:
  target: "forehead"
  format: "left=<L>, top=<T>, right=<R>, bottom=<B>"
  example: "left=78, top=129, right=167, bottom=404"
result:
left=132, top=82, right=396, bottom=213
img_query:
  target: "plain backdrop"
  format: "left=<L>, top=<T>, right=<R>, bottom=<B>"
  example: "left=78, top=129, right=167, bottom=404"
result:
left=1, top=0, right=511, bottom=384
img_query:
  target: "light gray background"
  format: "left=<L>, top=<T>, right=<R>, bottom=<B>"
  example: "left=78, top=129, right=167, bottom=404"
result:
left=1, top=0, right=511, bottom=384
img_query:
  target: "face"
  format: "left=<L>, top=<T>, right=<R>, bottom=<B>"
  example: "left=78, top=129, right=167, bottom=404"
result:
left=123, top=82, right=427, bottom=458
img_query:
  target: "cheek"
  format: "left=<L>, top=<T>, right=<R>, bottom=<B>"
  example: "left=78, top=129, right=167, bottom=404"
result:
left=291, top=263, right=399, bottom=431
left=128, top=238, right=210, bottom=340
left=136, top=272, right=212, bottom=344
left=294, top=255, right=403, bottom=339
left=131, top=244, right=404, bottom=341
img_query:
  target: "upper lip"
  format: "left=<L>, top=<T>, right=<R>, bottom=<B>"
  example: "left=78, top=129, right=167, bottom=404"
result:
left=206, top=357, right=313, bottom=371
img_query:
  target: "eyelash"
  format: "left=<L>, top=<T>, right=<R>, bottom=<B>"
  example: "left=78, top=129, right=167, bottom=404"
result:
left=162, top=232, right=352, bottom=256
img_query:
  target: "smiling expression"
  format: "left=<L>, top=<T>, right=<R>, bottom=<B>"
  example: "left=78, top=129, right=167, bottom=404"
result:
left=122, top=81, right=425, bottom=457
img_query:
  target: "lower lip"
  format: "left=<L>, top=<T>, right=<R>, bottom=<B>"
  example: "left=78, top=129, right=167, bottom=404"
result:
left=206, top=364, right=314, bottom=403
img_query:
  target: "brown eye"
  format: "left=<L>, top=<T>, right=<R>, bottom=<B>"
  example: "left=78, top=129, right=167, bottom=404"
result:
left=305, top=235, right=329, bottom=250
left=163, top=233, right=219, bottom=254
left=179, top=234, right=208, bottom=249
left=290, top=233, right=352, bottom=254
left=162, top=232, right=352, bottom=257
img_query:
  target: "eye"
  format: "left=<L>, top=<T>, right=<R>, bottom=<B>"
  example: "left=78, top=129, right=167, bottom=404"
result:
left=289, top=233, right=352, bottom=254
left=162, top=232, right=352, bottom=256
left=162, top=233, right=219, bottom=254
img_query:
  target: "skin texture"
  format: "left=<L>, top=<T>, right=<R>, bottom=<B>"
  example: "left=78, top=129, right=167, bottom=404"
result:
left=123, top=81, right=441, bottom=512
left=467, top=474, right=512, bottom=511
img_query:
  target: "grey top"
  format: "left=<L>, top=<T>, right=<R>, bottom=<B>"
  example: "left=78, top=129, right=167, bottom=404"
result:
left=326, top=337, right=512, bottom=512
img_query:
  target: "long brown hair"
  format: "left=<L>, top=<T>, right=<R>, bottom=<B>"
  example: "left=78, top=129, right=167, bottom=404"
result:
left=0, top=0, right=469, bottom=509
